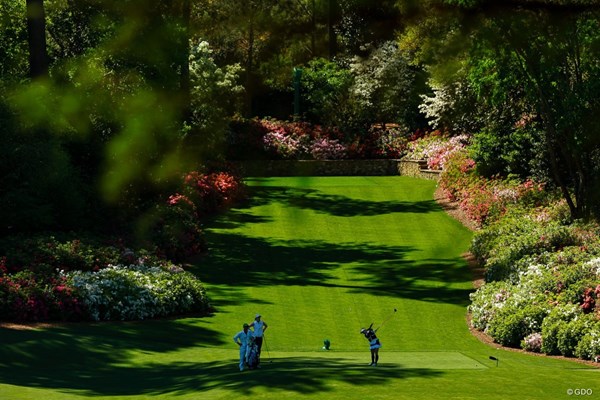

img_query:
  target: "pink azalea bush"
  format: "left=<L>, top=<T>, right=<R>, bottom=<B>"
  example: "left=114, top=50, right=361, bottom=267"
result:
left=263, top=129, right=308, bottom=159
left=404, top=131, right=469, bottom=170
left=522, top=332, right=543, bottom=352
left=440, top=149, right=545, bottom=226
left=261, top=119, right=350, bottom=160
left=0, top=270, right=85, bottom=322
left=230, top=117, right=415, bottom=160
left=310, top=137, right=347, bottom=159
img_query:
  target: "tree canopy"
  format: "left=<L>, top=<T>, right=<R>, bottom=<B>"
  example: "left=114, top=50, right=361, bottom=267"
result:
left=2, top=0, right=600, bottom=235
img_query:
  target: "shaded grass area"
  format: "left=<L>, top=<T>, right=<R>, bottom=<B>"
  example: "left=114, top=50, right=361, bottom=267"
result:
left=0, top=322, right=444, bottom=398
left=0, top=176, right=597, bottom=400
left=0, top=321, right=218, bottom=397
left=200, top=232, right=472, bottom=305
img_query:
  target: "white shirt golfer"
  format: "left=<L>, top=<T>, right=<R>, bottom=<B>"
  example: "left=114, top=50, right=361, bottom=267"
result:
left=233, top=325, right=254, bottom=371
left=250, top=319, right=267, bottom=337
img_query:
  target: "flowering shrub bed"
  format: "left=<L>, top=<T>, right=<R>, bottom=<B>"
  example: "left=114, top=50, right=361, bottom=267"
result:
left=227, top=117, right=411, bottom=160
left=440, top=150, right=546, bottom=226
left=434, top=137, right=600, bottom=362
left=468, top=205, right=600, bottom=361
left=261, top=119, right=347, bottom=160
left=0, top=248, right=210, bottom=322
left=0, top=168, right=243, bottom=322
left=403, top=131, right=469, bottom=170
left=68, top=264, right=209, bottom=321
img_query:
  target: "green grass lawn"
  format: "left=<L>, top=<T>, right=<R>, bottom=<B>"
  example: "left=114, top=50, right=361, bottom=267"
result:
left=0, top=176, right=597, bottom=400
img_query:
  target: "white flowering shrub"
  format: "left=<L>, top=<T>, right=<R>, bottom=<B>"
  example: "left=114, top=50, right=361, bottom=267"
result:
left=469, top=281, right=511, bottom=331
left=575, top=325, right=600, bottom=361
left=188, top=40, right=243, bottom=152
left=557, top=314, right=599, bottom=357
left=349, top=41, right=417, bottom=126
left=418, top=79, right=480, bottom=134
left=68, top=264, right=209, bottom=321
left=419, top=84, right=453, bottom=131
left=585, top=258, right=600, bottom=279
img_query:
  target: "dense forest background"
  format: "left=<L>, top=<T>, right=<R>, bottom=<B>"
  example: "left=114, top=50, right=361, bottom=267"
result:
left=2, top=0, right=600, bottom=240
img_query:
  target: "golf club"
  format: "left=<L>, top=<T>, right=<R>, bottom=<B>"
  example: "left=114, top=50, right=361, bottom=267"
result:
left=263, top=334, right=272, bottom=363
left=376, top=308, right=397, bottom=330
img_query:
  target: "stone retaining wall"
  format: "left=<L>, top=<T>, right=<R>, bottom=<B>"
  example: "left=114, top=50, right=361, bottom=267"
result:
left=234, top=159, right=440, bottom=180
left=396, top=160, right=441, bottom=181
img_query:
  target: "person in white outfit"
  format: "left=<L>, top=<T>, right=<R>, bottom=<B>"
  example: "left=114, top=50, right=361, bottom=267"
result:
left=249, top=314, right=268, bottom=367
left=233, top=323, right=254, bottom=371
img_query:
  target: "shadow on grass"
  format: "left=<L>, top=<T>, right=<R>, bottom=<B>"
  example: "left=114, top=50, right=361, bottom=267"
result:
left=240, top=185, right=441, bottom=218
left=0, top=328, right=443, bottom=397
left=0, top=320, right=216, bottom=395
left=192, top=180, right=474, bottom=306
left=198, top=357, right=444, bottom=396
left=194, top=232, right=473, bottom=306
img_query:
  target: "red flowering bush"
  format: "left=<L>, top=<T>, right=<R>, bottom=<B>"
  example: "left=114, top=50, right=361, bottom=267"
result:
left=0, top=270, right=85, bottom=322
left=581, top=285, right=600, bottom=314
left=146, top=169, right=245, bottom=261
left=183, top=170, right=246, bottom=213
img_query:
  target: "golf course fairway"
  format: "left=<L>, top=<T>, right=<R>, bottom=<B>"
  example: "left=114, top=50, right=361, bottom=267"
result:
left=0, top=176, right=597, bottom=400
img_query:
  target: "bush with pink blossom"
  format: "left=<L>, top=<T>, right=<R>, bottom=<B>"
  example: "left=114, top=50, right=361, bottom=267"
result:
left=404, top=131, right=470, bottom=170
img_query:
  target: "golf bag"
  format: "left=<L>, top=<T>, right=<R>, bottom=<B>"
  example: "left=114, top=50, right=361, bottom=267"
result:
left=246, top=341, right=259, bottom=369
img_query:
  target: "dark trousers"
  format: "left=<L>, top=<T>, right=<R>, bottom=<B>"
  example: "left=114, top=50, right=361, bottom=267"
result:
left=254, top=336, right=263, bottom=364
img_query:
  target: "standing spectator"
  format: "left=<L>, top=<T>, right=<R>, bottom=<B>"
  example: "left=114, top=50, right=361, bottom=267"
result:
left=233, top=323, right=254, bottom=371
left=249, top=314, right=268, bottom=367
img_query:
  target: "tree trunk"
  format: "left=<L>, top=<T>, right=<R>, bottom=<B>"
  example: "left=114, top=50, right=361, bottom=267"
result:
left=327, top=0, right=337, bottom=59
left=245, top=3, right=256, bottom=116
left=180, top=0, right=192, bottom=123
left=311, top=0, right=316, bottom=56
left=26, top=0, right=49, bottom=79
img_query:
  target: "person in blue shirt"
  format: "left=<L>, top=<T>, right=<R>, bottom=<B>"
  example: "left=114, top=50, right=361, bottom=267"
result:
left=233, top=323, right=254, bottom=371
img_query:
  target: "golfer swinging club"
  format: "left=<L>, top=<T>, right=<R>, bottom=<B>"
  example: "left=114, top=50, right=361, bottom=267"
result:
left=233, top=323, right=254, bottom=372
left=360, top=323, right=381, bottom=366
